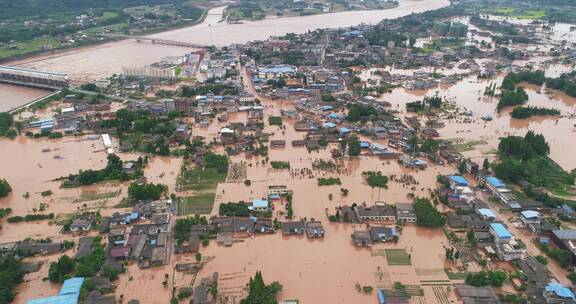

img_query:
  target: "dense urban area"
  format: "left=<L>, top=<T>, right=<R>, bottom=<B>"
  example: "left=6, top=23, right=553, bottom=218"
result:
left=1, top=0, right=576, bottom=303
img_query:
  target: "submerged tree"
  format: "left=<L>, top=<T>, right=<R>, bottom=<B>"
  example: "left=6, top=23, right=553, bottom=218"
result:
left=240, top=271, right=282, bottom=304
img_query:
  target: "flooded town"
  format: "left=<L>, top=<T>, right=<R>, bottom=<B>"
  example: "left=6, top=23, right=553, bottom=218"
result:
left=1, top=0, right=576, bottom=303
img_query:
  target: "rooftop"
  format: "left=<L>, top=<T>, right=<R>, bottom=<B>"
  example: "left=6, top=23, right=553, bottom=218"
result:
left=521, top=210, right=541, bottom=219
left=449, top=175, right=469, bottom=186
left=490, top=223, right=512, bottom=239
left=545, top=282, right=575, bottom=300
left=486, top=176, right=505, bottom=188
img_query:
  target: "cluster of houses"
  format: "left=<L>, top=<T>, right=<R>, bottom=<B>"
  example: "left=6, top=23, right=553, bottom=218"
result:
left=26, top=98, right=113, bottom=135
left=442, top=175, right=528, bottom=261
left=440, top=173, right=576, bottom=303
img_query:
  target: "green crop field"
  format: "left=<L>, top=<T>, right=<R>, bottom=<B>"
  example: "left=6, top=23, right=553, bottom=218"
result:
left=177, top=193, right=216, bottom=215
left=73, top=190, right=120, bottom=203
left=385, top=249, right=412, bottom=266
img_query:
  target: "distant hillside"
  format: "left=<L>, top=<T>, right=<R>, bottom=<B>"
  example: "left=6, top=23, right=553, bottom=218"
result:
left=0, top=0, right=189, bottom=18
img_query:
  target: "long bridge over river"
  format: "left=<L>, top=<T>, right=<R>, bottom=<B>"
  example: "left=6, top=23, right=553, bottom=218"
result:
left=0, top=66, right=69, bottom=90
left=97, top=34, right=207, bottom=49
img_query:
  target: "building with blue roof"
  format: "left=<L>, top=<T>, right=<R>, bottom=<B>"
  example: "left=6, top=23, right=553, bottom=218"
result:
left=322, top=122, right=336, bottom=129
left=449, top=175, right=469, bottom=189
left=490, top=223, right=512, bottom=242
left=377, top=289, right=386, bottom=304
left=27, top=277, right=84, bottom=304
left=520, top=210, right=541, bottom=226
left=478, top=208, right=496, bottom=220
left=27, top=294, right=80, bottom=304
left=544, top=283, right=575, bottom=301
left=486, top=176, right=507, bottom=191
left=59, top=277, right=84, bottom=295
left=339, top=127, right=351, bottom=135
left=360, top=142, right=370, bottom=149
left=257, top=64, right=295, bottom=79
left=327, top=113, right=346, bottom=121
left=251, top=199, right=269, bottom=211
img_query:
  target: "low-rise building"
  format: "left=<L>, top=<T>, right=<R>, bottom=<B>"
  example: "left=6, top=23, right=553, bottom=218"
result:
left=282, top=221, right=305, bottom=235
left=354, top=205, right=395, bottom=222
left=353, top=231, right=373, bottom=247
left=396, top=203, right=417, bottom=223
left=305, top=221, right=325, bottom=238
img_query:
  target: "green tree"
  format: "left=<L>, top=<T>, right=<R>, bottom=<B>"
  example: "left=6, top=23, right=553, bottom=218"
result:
left=0, top=256, right=24, bottom=303
left=0, top=179, right=12, bottom=198
left=240, top=271, right=282, bottom=304
left=49, top=255, right=75, bottom=283
left=483, top=158, right=490, bottom=171
left=420, top=138, right=439, bottom=153
left=348, top=135, right=361, bottom=156
left=128, top=183, right=167, bottom=201
left=413, top=197, right=445, bottom=228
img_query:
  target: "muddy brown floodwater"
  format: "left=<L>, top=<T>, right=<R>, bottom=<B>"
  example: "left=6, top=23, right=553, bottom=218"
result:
left=374, top=65, right=576, bottom=171
left=0, top=83, right=52, bottom=112
left=6, top=0, right=449, bottom=83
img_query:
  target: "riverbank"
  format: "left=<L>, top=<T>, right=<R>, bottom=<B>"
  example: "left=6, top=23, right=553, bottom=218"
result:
left=0, top=6, right=213, bottom=66
left=5, top=0, right=450, bottom=83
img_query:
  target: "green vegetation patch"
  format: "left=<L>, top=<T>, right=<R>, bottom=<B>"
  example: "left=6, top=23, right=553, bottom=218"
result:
left=445, top=269, right=468, bottom=280
left=177, top=194, right=216, bottom=215
left=385, top=249, right=412, bottom=266
left=177, top=168, right=227, bottom=192
left=270, top=161, right=290, bottom=170
left=483, top=7, right=547, bottom=20
left=451, top=140, right=487, bottom=152
left=317, top=177, right=342, bottom=186
left=268, top=116, right=282, bottom=126
left=73, top=190, right=120, bottom=203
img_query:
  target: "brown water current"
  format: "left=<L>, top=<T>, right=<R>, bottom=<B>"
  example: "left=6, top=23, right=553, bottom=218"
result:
left=5, top=0, right=449, bottom=83
left=0, top=84, right=52, bottom=112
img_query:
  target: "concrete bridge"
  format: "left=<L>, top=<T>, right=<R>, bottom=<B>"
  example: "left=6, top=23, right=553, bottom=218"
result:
left=97, top=34, right=207, bottom=49
left=0, top=66, right=69, bottom=90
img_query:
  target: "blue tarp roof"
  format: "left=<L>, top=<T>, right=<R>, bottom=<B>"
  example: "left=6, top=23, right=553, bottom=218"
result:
left=360, top=142, right=370, bottom=148
left=27, top=294, right=79, bottom=304
left=269, top=194, right=280, bottom=200
left=449, top=175, right=469, bottom=186
left=339, top=127, right=351, bottom=134
left=261, top=65, right=295, bottom=73
left=478, top=208, right=496, bottom=218
left=328, top=113, right=345, bottom=120
left=546, top=283, right=575, bottom=299
left=322, top=122, right=336, bottom=128
left=378, top=289, right=386, bottom=304
left=252, top=199, right=269, bottom=208
left=490, top=223, right=512, bottom=239
left=27, top=277, right=84, bottom=304
left=59, top=278, right=84, bottom=295
left=487, top=176, right=506, bottom=188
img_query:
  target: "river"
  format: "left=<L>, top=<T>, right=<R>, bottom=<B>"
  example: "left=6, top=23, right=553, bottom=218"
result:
left=0, top=83, right=52, bottom=112
left=5, top=0, right=449, bottom=83
left=0, top=0, right=449, bottom=110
